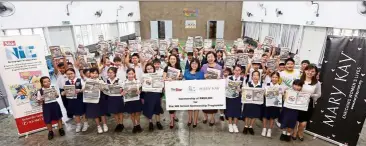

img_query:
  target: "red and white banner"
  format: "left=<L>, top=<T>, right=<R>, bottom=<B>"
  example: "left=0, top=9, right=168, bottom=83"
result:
left=0, top=35, right=51, bottom=136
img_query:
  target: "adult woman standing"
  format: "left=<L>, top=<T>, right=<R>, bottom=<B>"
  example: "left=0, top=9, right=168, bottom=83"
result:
left=183, top=58, right=205, bottom=128
left=293, top=65, right=321, bottom=141
left=163, top=55, right=183, bottom=129
left=200, top=51, right=223, bottom=126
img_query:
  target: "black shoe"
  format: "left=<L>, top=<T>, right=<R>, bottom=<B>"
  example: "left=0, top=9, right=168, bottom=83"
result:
left=220, top=116, right=225, bottom=121
left=280, top=134, right=286, bottom=141
left=136, top=125, right=143, bottom=133
left=209, top=122, right=214, bottom=127
left=132, top=126, right=137, bottom=134
left=114, top=124, right=122, bottom=132
left=203, top=120, right=207, bottom=124
left=292, top=136, right=297, bottom=140
left=174, top=118, right=179, bottom=122
left=48, top=131, right=54, bottom=140
left=59, top=128, right=65, bottom=136
left=248, top=128, right=254, bottom=135
left=149, top=122, right=154, bottom=132
left=243, top=127, right=248, bottom=134
left=299, top=137, right=304, bottom=141
left=193, top=124, right=197, bottom=128
left=156, top=122, right=163, bottom=130
left=187, top=122, right=192, bottom=127
left=285, top=135, right=291, bottom=142
left=120, top=124, right=125, bottom=132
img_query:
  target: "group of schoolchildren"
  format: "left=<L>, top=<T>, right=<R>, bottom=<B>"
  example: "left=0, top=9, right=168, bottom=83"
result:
left=37, top=37, right=322, bottom=143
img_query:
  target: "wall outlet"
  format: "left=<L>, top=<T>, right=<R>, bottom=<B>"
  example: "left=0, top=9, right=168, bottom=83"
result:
left=62, top=21, right=71, bottom=25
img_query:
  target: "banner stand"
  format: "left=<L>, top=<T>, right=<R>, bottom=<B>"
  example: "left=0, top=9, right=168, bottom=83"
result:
left=305, top=130, right=345, bottom=146
left=18, top=124, right=58, bottom=138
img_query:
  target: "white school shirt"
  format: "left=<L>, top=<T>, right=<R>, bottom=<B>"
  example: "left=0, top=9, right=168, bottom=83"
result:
left=156, top=68, right=164, bottom=77
left=100, top=66, right=110, bottom=82
left=301, top=81, right=322, bottom=107
left=56, top=73, right=68, bottom=89
left=116, top=65, right=127, bottom=82
left=129, top=63, right=144, bottom=81
left=37, top=87, right=58, bottom=104
left=264, top=75, right=271, bottom=85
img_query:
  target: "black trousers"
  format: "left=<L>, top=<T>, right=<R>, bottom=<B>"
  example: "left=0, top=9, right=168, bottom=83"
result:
left=59, top=89, right=73, bottom=118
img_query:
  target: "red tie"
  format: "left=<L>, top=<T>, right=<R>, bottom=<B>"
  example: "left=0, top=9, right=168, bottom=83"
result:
left=71, top=80, right=75, bottom=85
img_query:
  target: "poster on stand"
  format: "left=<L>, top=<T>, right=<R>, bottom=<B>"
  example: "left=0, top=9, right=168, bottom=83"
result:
left=0, top=35, right=52, bottom=136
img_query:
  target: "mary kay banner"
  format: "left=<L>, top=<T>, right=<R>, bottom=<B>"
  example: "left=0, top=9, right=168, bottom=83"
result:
left=165, top=79, right=226, bottom=110
left=307, top=36, right=366, bottom=146
left=0, top=35, right=51, bottom=136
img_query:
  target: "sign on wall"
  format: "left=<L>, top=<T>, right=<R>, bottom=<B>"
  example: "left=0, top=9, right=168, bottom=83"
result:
left=185, top=20, right=197, bottom=29
left=0, top=35, right=51, bottom=136
left=165, top=80, right=226, bottom=110
left=307, top=36, right=366, bottom=146
left=183, top=8, right=198, bottom=17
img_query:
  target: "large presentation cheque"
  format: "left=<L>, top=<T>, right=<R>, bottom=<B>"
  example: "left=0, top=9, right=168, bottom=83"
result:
left=165, top=79, right=226, bottom=110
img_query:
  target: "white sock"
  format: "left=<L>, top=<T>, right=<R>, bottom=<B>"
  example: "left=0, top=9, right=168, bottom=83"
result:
left=220, top=114, right=224, bottom=116
left=286, top=133, right=291, bottom=136
left=263, top=128, right=266, bottom=130
left=282, top=131, right=286, bottom=135
left=249, top=126, right=252, bottom=128
left=245, top=125, right=248, bottom=128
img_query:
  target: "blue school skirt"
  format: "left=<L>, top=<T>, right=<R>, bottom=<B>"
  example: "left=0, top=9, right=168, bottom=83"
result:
left=125, top=100, right=142, bottom=114
left=262, top=106, right=280, bottom=120
left=67, top=94, right=85, bottom=116
left=242, top=104, right=262, bottom=119
left=107, top=95, right=124, bottom=114
left=225, top=97, right=242, bottom=118
left=85, top=93, right=108, bottom=119
left=42, top=102, right=63, bottom=124
left=142, top=92, right=162, bottom=119
left=280, top=107, right=299, bottom=129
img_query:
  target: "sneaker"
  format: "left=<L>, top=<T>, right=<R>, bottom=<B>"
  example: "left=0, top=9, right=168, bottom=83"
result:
left=114, top=124, right=122, bottom=132
left=248, top=128, right=254, bottom=135
left=82, top=123, right=89, bottom=132
left=48, top=131, right=54, bottom=140
left=149, top=122, right=154, bottom=131
left=132, top=126, right=137, bottom=134
left=76, top=123, right=82, bottom=133
left=243, top=127, right=248, bottom=134
left=59, top=128, right=65, bottom=136
left=220, top=115, right=225, bottom=121
left=228, top=124, right=234, bottom=133
left=275, top=120, right=281, bottom=127
left=233, top=124, right=239, bottom=133
left=97, top=125, right=103, bottom=134
left=156, top=122, right=163, bottom=130
left=261, top=128, right=267, bottom=137
left=103, top=124, right=108, bottom=132
left=280, top=134, right=286, bottom=141
left=266, top=129, right=272, bottom=138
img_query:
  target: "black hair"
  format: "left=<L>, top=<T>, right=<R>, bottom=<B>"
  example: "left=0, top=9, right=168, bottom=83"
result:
left=131, top=53, right=140, bottom=58
left=100, top=55, right=109, bottom=65
left=187, top=52, right=194, bottom=56
left=300, top=64, right=318, bottom=85
left=252, top=70, right=260, bottom=77
left=126, top=68, right=136, bottom=74
left=236, top=50, right=244, bottom=53
left=211, top=45, right=215, bottom=49
left=292, top=79, right=304, bottom=87
left=224, top=67, right=233, bottom=76
left=262, top=54, right=268, bottom=57
left=279, top=63, right=285, bottom=66
left=66, top=68, right=76, bottom=73
left=285, top=58, right=295, bottom=65
left=107, top=67, right=118, bottom=75
left=170, top=48, right=179, bottom=54
left=89, top=67, right=99, bottom=74
left=270, top=71, right=280, bottom=78
left=189, top=58, right=201, bottom=71
left=233, top=65, right=242, bottom=71
left=248, top=49, right=254, bottom=53
left=57, top=62, right=65, bottom=68
left=113, top=56, right=122, bottom=62
left=216, top=50, right=223, bottom=55
left=206, top=51, right=217, bottom=62
left=82, top=69, right=89, bottom=74
left=167, top=55, right=181, bottom=69
left=144, top=63, right=156, bottom=73
left=40, top=76, right=50, bottom=87
left=301, top=60, right=310, bottom=65
left=153, top=58, right=161, bottom=64
left=67, top=62, right=73, bottom=65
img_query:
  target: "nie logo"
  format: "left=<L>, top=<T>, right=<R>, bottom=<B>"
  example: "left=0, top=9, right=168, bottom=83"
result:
left=188, top=86, right=196, bottom=92
left=3, top=41, right=37, bottom=60
left=170, top=88, right=182, bottom=92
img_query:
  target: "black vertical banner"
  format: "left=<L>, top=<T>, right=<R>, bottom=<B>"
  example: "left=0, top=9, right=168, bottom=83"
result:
left=308, top=36, right=366, bottom=146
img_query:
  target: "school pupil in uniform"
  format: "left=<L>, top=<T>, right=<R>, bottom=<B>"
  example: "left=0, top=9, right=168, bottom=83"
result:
left=280, top=79, right=303, bottom=142
left=122, top=68, right=143, bottom=133
left=226, top=65, right=245, bottom=133
left=37, top=76, right=65, bottom=140
left=183, top=58, right=204, bottom=128
left=62, top=68, right=88, bottom=133
left=163, top=55, right=183, bottom=129
left=216, top=50, right=225, bottom=68
left=141, top=63, right=164, bottom=131
left=261, top=72, right=281, bottom=138
left=220, top=67, right=233, bottom=121
left=100, top=55, right=112, bottom=82
left=83, top=68, right=109, bottom=134
left=83, top=69, right=90, bottom=81
left=293, top=65, right=321, bottom=141
left=105, top=67, right=125, bottom=132
left=278, top=63, right=285, bottom=72
left=242, top=70, right=263, bottom=135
